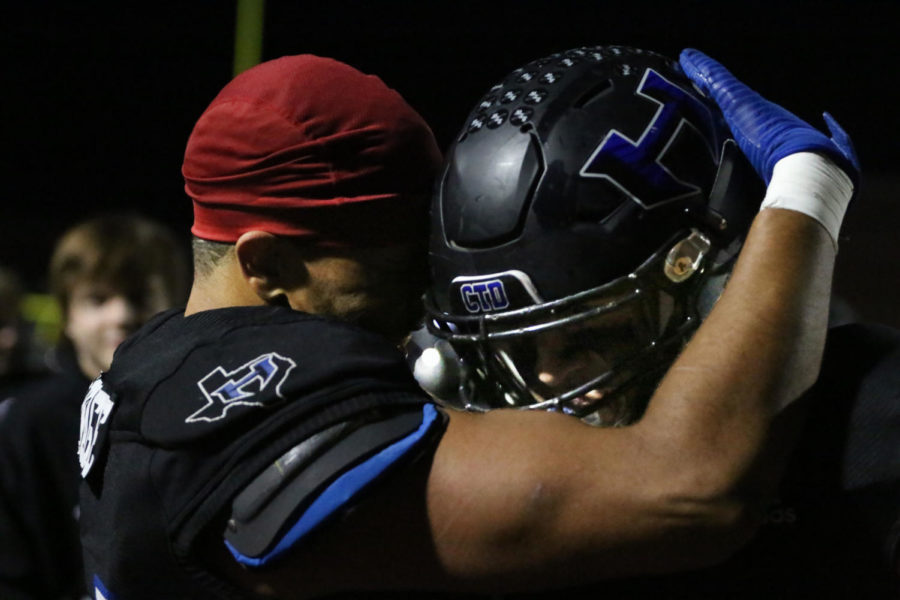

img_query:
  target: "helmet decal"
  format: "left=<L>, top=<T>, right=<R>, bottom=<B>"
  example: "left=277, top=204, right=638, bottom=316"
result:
left=451, top=271, right=544, bottom=315
left=579, top=68, right=719, bottom=209
left=460, top=280, right=510, bottom=313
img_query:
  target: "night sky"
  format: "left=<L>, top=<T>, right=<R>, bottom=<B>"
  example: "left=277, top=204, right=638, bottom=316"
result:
left=4, top=1, right=899, bottom=325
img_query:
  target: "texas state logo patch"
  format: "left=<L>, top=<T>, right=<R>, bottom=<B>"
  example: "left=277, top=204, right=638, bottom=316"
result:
left=186, top=352, right=297, bottom=423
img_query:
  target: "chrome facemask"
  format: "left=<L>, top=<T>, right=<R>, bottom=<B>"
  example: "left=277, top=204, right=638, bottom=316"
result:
left=424, top=230, right=716, bottom=426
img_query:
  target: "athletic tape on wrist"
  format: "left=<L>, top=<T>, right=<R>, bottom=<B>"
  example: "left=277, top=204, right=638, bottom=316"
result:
left=760, top=152, right=854, bottom=247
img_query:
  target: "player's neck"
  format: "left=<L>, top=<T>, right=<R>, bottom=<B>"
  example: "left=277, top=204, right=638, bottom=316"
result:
left=184, top=268, right=264, bottom=316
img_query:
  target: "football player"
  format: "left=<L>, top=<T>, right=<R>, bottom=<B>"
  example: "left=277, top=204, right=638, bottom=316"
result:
left=422, top=47, right=899, bottom=595
left=79, top=51, right=857, bottom=599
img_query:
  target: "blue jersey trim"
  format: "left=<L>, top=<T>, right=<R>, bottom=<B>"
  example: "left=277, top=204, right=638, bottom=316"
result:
left=226, top=403, right=440, bottom=567
left=93, top=574, right=115, bottom=600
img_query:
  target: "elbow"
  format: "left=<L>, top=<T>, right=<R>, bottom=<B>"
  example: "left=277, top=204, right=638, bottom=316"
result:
left=652, top=485, right=767, bottom=570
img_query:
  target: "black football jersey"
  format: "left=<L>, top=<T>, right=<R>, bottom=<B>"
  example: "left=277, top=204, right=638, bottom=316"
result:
left=78, top=306, right=445, bottom=600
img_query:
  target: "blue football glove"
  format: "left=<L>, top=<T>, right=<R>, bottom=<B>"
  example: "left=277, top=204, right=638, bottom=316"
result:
left=679, top=48, right=859, bottom=186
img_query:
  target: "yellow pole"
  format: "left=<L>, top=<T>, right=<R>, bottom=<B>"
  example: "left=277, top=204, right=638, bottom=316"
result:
left=233, top=0, right=266, bottom=77
left=21, top=293, right=62, bottom=346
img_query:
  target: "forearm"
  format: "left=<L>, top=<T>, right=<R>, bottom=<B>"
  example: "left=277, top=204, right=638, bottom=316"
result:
left=643, top=208, right=833, bottom=471
left=683, top=209, right=833, bottom=405
left=633, top=49, right=858, bottom=506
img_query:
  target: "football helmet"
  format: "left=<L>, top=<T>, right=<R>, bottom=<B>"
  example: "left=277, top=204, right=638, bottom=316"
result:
left=424, top=46, right=763, bottom=426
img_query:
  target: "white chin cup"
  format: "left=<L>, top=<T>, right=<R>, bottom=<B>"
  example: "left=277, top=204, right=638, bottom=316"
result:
left=761, top=152, right=854, bottom=248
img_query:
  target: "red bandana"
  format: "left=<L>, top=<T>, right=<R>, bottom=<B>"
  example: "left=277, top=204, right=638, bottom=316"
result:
left=183, top=55, right=442, bottom=247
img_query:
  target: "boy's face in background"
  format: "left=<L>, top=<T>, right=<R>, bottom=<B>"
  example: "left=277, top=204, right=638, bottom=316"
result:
left=65, top=275, right=172, bottom=379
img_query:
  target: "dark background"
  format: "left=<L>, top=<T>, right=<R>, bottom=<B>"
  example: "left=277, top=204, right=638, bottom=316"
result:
left=3, top=1, right=898, bottom=326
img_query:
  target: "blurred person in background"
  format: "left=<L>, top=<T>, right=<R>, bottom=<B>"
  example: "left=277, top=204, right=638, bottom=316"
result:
left=0, top=214, right=189, bottom=600
left=0, top=267, right=47, bottom=404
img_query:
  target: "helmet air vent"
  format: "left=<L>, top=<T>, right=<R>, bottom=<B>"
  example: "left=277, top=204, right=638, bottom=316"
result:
left=442, top=130, right=543, bottom=248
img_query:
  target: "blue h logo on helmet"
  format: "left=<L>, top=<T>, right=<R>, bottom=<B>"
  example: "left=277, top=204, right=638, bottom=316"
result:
left=579, top=68, right=719, bottom=208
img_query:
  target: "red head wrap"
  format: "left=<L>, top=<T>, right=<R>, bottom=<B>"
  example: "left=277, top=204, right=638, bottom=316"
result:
left=183, top=55, right=442, bottom=247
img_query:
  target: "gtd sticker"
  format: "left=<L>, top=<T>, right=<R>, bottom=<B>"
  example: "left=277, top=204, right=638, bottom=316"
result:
left=460, top=279, right=510, bottom=313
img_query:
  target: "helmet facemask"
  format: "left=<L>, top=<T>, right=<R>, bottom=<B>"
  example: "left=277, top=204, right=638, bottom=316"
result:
left=427, top=230, right=714, bottom=426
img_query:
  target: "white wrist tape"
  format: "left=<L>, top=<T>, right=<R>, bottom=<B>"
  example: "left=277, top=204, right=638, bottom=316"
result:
left=760, top=152, right=854, bottom=247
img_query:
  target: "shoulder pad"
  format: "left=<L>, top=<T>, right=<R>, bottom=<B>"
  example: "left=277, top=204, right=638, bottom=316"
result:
left=224, top=403, right=443, bottom=566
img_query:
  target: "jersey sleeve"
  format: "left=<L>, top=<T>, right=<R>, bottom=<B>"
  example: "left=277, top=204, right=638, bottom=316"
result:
left=223, top=403, right=445, bottom=567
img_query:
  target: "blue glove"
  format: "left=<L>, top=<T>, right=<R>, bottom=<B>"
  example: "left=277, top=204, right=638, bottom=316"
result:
left=679, top=48, right=859, bottom=186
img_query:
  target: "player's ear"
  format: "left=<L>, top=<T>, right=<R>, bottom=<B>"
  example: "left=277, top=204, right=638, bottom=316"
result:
left=234, top=231, right=307, bottom=304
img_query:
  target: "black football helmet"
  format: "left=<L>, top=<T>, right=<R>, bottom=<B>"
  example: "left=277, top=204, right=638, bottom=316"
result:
left=424, top=46, right=763, bottom=426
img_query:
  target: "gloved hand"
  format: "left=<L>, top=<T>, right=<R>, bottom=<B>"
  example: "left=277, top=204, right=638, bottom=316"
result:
left=679, top=48, right=859, bottom=186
